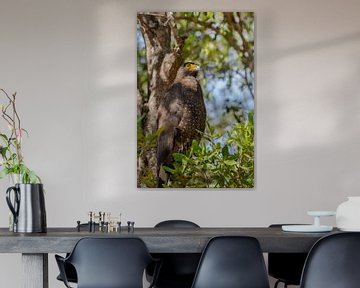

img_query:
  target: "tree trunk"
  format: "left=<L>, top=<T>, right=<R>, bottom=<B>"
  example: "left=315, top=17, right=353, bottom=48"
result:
left=137, top=12, right=185, bottom=187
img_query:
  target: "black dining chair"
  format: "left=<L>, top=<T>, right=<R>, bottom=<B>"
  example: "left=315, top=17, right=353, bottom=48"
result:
left=55, top=237, right=161, bottom=288
left=300, top=232, right=360, bottom=288
left=268, top=224, right=308, bottom=288
left=191, top=236, right=270, bottom=288
left=56, top=223, right=99, bottom=284
left=147, top=220, right=201, bottom=288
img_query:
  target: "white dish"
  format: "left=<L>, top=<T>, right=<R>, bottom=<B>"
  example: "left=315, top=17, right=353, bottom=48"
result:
left=338, top=227, right=360, bottom=232
left=282, top=225, right=333, bottom=233
left=307, top=211, right=336, bottom=217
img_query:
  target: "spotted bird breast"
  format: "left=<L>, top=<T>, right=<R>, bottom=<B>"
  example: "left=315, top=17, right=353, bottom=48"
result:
left=175, top=77, right=206, bottom=151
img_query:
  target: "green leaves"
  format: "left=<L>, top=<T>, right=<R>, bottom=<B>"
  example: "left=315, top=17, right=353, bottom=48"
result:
left=163, top=111, right=254, bottom=188
left=223, top=160, right=237, bottom=166
left=20, top=165, right=41, bottom=184
left=0, top=164, right=41, bottom=184
left=137, top=122, right=163, bottom=158
left=173, top=153, right=187, bottom=163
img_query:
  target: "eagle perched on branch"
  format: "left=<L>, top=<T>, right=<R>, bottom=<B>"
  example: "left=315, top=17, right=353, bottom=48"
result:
left=156, top=62, right=206, bottom=187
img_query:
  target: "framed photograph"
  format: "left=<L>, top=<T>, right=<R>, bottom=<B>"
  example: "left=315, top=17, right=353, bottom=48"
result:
left=137, top=12, right=254, bottom=188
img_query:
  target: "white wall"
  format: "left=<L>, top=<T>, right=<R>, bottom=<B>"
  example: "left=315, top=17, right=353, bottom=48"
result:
left=1, top=0, right=360, bottom=287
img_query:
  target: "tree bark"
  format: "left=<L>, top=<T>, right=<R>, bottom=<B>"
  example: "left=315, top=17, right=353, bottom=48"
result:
left=137, top=12, right=185, bottom=187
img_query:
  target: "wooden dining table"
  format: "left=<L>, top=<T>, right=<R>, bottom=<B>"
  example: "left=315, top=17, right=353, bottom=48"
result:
left=0, top=226, right=339, bottom=288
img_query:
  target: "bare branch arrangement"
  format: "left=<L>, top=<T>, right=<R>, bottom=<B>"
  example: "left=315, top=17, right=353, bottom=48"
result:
left=0, top=88, right=40, bottom=183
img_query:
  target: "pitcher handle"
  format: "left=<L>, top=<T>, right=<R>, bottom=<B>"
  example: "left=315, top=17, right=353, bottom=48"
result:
left=6, top=186, right=20, bottom=224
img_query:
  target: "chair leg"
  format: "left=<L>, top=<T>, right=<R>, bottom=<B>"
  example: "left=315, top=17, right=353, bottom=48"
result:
left=274, top=280, right=288, bottom=288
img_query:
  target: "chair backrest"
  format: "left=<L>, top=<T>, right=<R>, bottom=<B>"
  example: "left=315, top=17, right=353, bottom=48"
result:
left=150, top=220, right=201, bottom=287
left=268, top=224, right=308, bottom=285
left=66, top=237, right=154, bottom=288
left=155, top=219, right=200, bottom=228
left=191, top=236, right=270, bottom=288
left=300, top=232, right=360, bottom=288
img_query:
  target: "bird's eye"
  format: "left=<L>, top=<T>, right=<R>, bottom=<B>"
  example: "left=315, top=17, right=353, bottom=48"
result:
left=185, top=63, right=199, bottom=71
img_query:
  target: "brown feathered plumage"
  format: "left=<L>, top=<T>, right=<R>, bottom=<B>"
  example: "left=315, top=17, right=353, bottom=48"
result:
left=156, top=62, right=206, bottom=187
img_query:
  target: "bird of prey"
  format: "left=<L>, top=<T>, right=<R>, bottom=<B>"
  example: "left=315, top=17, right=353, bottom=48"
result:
left=156, top=62, right=206, bottom=187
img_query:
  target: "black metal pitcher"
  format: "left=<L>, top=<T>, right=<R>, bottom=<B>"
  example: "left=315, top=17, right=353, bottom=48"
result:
left=6, top=183, right=47, bottom=233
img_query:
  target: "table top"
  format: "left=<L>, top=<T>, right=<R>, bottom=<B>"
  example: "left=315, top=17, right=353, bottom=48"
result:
left=0, top=227, right=340, bottom=254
